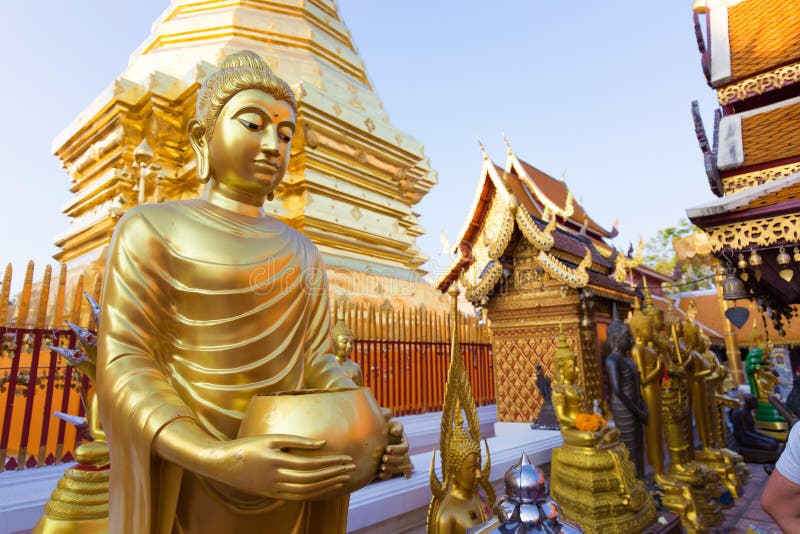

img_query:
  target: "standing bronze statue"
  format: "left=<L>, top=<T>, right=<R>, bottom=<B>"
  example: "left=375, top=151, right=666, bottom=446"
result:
left=531, top=363, right=559, bottom=430
left=605, top=305, right=648, bottom=480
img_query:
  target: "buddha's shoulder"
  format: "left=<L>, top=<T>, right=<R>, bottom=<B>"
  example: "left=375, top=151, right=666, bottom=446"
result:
left=115, top=200, right=204, bottom=232
left=113, top=200, right=322, bottom=260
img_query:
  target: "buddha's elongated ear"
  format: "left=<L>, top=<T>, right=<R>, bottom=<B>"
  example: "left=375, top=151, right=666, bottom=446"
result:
left=188, top=119, right=210, bottom=183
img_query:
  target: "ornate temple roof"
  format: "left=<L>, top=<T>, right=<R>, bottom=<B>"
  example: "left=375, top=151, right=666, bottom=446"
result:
left=505, top=156, right=614, bottom=240
left=689, top=1, right=800, bottom=311
left=694, top=0, right=800, bottom=91
left=737, top=99, right=800, bottom=168
left=727, top=0, right=800, bottom=82
left=436, top=141, right=654, bottom=303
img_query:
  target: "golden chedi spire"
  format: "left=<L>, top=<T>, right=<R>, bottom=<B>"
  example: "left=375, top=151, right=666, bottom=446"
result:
left=53, top=0, right=436, bottom=290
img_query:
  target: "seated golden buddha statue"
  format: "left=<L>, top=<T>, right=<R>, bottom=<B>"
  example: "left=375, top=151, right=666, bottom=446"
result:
left=332, top=306, right=364, bottom=386
left=548, top=326, right=656, bottom=534
left=95, top=50, right=410, bottom=534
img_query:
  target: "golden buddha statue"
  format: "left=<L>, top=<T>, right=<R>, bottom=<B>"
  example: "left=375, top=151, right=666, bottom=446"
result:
left=660, top=318, right=726, bottom=526
left=697, top=332, right=749, bottom=482
left=428, top=286, right=493, bottom=534
left=332, top=306, right=364, bottom=386
left=95, top=50, right=409, bottom=534
left=548, top=325, right=656, bottom=534
left=628, top=299, right=664, bottom=477
left=682, top=303, right=742, bottom=499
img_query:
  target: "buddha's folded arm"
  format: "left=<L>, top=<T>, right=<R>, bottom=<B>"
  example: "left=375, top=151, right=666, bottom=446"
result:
left=300, top=254, right=357, bottom=391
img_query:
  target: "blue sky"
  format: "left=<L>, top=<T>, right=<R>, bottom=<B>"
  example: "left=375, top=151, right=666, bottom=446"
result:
left=0, top=1, right=719, bottom=285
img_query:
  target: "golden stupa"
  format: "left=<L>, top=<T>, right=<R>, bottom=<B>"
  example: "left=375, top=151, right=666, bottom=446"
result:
left=52, top=0, right=440, bottom=307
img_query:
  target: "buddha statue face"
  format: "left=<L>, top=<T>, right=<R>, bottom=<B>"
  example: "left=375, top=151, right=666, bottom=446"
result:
left=188, top=50, right=298, bottom=204
left=335, top=333, right=354, bottom=360
left=556, top=358, right=578, bottom=384
left=453, top=452, right=481, bottom=493
left=698, top=333, right=711, bottom=353
left=206, top=89, right=295, bottom=198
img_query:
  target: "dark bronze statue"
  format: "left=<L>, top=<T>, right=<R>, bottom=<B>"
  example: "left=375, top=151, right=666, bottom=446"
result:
left=728, top=394, right=782, bottom=464
left=531, top=363, right=559, bottom=430
left=605, top=306, right=648, bottom=480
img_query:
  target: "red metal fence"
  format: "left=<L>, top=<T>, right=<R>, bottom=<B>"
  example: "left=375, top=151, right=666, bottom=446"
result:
left=353, top=340, right=494, bottom=416
left=0, top=327, right=89, bottom=472
left=0, top=328, right=493, bottom=471
left=0, top=261, right=496, bottom=470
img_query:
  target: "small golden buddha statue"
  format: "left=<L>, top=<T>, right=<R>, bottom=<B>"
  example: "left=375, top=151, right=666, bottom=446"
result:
left=332, top=306, right=364, bottom=386
left=660, top=319, right=726, bottom=526
left=680, top=303, right=742, bottom=499
left=548, top=325, right=656, bottom=534
left=95, top=50, right=409, bottom=534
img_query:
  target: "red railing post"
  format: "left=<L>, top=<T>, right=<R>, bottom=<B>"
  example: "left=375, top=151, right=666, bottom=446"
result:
left=0, top=328, right=23, bottom=472
left=37, top=330, right=62, bottom=465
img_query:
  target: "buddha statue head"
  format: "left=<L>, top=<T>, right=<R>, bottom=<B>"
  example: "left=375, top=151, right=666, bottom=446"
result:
left=447, top=410, right=483, bottom=495
left=553, top=326, right=579, bottom=386
left=332, top=307, right=355, bottom=361
left=189, top=50, right=298, bottom=204
left=629, top=298, right=653, bottom=345
left=607, top=304, right=633, bottom=354
left=697, top=332, right=712, bottom=354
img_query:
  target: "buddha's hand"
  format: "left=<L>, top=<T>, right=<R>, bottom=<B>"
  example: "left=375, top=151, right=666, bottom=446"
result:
left=377, top=417, right=413, bottom=480
left=205, top=434, right=355, bottom=500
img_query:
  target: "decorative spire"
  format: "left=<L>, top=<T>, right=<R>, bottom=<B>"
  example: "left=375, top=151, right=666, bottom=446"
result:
left=502, top=133, right=513, bottom=155
left=477, top=136, right=489, bottom=160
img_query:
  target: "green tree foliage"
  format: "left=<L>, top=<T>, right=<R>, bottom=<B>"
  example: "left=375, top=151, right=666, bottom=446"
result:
left=643, top=219, right=714, bottom=294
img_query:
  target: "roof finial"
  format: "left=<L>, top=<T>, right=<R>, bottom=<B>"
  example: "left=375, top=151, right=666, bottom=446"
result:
left=502, top=133, right=513, bottom=154
left=477, top=136, right=489, bottom=160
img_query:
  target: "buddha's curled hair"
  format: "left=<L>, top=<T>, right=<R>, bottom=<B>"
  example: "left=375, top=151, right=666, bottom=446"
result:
left=197, top=50, right=297, bottom=140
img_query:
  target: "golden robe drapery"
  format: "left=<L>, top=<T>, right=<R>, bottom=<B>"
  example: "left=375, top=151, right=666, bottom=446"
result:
left=97, top=199, right=352, bottom=533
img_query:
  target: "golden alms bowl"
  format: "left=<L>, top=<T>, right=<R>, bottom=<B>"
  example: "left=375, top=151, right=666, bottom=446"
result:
left=238, top=387, right=388, bottom=496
